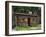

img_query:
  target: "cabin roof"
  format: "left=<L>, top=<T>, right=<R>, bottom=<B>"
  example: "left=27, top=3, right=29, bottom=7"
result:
left=15, top=13, right=39, bottom=17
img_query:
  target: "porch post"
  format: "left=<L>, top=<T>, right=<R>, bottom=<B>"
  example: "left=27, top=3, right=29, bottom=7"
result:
left=28, top=18, right=31, bottom=26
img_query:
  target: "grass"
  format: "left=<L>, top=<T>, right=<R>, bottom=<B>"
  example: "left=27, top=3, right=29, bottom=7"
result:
left=32, top=23, right=39, bottom=27
left=15, top=26, right=31, bottom=31
left=13, top=23, right=41, bottom=31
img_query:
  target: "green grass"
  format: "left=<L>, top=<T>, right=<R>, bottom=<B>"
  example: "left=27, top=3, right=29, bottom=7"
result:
left=15, top=26, right=31, bottom=31
left=13, top=24, right=41, bottom=31
left=32, top=23, right=39, bottom=27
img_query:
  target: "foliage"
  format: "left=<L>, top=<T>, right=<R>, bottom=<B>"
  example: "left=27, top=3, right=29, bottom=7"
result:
left=12, top=6, right=41, bottom=16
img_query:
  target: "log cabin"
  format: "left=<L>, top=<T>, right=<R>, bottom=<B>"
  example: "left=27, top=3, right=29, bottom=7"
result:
left=13, top=11, right=40, bottom=27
